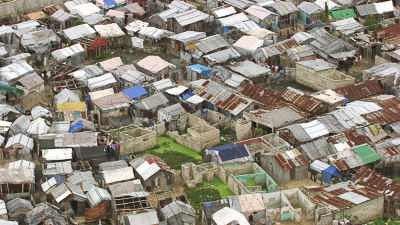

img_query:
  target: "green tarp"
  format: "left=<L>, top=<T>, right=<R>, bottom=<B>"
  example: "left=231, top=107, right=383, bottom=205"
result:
left=330, top=8, right=356, bottom=20
left=353, top=144, right=381, bottom=165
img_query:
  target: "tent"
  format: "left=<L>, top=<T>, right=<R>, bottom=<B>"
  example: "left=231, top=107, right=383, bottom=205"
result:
left=122, top=85, right=148, bottom=100
left=322, top=166, right=341, bottom=184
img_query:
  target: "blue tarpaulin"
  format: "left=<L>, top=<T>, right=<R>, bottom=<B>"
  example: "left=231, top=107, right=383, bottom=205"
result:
left=122, top=85, right=148, bottom=100
left=208, top=143, right=249, bottom=162
left=181, top=90, right=194, bottom=100
left=188, top=64, right=212, bottom=77
left=322, top=166, right=341, bottom=184
left=69, top=120, right=84, bottom=133
left=104, top=0, right=117, bottom=8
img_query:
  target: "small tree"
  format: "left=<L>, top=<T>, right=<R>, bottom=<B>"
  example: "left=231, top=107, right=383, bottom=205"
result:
left=324, top=2, right=330, bottom=22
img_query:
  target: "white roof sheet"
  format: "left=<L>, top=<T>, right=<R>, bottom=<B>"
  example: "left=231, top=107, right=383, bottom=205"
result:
left=99, top=57, right=124, bottom=72
left=125, top=20, right=149, bottom=33
left=42, top=148, right=73, bottom=161
left=300, top=120, right=329, bottom=139
left=137, top=56, right=175, bottom=74
left=375, top=1, right=394, bottom=14
left=314, top=0, right=339, bottom=10
left=310, top=160, right=330, bottom=173
left=27, top=118, right=50, bottom=135
left=233, top=35, right=264, bottom=54
left=102, top=167, right=135, bottom=184
left=6, top=134, right=34, bottom=151
left=0, top=60, right=34, bottom=82
left=89, top=88, right=115, bottom=100
left=338, top=191, right=370, bottom=204
left=87, top=73, right=117, bottom=90
left=94, top=23, right=125, bottom=37
left=152, top=78, right=175, bottom=90
left=51, top=44, right=84, bottom=62
left=212, top=207, right=250, bottom=225
left=136, top=161, right=161, bottom=181
left=165, top=85, right=188, bottom=96
left=245, top=5, right=276, bottom=20
left=185, top=95, right=204, bottom=104
left=0, top=200, right=6, bottom=216
left=41, top=177, right=58, bottom=192
left=213, top=6, right=237, bottom=18
left=73, top=3, right=101, bottom=17
left=8, top=160, right=35, bottom=170
left=218, top=13, right=249, bottom=27
left=63, top=24, right=96, bottom=41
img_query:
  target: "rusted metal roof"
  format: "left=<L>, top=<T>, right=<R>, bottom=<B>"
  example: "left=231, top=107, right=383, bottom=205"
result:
left=280, top=87, right=324, bottom=115
left=335, top=80, right=384, bottom=101
left=364, top=97, right=400, bottom=125
left=377, top=23, right=400, bottom=45
left=240, top=83, right=282, bottom=108
left=355, top=167, right=400, bottom=200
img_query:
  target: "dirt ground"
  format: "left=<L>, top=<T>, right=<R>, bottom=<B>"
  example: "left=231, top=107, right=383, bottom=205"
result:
left=280, top=179, right=321, bottom=190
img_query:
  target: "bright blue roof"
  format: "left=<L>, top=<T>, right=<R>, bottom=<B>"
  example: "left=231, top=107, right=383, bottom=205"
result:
left=322, top=166, right=341, bottom=184
left=188, top=64, right=212, bottom=77
left=209, top=143, right=249, bottom=162
left=69, top=120, right=84, bottom=133
left=181, top=90, right=194, bottom=100
left=104, top=0, right=117, bottom=8
left=122, top=85, right=148, bottom=100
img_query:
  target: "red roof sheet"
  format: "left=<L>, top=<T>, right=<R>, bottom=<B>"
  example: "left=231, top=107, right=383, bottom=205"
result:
left=240, top=83, right=282, bottom=108
left=335, top=80, right=384, bottom=101
left=280, top=88, right=324, bottom=115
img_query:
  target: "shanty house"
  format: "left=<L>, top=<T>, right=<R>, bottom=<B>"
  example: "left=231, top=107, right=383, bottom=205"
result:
left=51, top=43, right=85, bottom=65
left=0, top=166, right=34, bottom=199
left=295, top=59, right=355, bottom=91
left=205, top=143, right=252, bottom=164
left=109, top=180, right=151, bottom=216
left=94, top=23, right=126, bottom=48
left=297, top=1, right=322, bottom=28
left=244, top=107, right=305, bottom=133
left=245, top=5, right=278, bottom=30
left=266, top=0, right=298, bottom=37
left=167, top=31, right=206, bottom=56
left=130, top=156, right=175, bottom=192
left=312, top=181, right=384, bottom=225
left=167, top=9, right=210, bottom=33
left=49, top=9, right=75, bottom=31
left=134, top=93, right=169, bottom=118
left=161, top=200, right=196, bottom=225
left=123, top=209, right=159, bottom=225
left=92, top=93, right=131, bottom=129
left=136, top=56, right=176, bottom=79
left=107, top=126, right=157, bottom=155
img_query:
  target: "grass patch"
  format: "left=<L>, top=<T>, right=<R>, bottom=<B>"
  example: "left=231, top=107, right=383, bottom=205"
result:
left=147, top=136, right=202, bottom=169
left=186, top=186, right=220, bottom=210
left=200, top=177, right=233, bottom=198
left=186, top=177, right=233, bottom=210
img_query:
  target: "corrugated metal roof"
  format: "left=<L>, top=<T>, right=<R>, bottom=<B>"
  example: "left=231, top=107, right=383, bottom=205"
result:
left=109, top=180, right=149, bottom=198
left=213, top=6, right=237, bottom=18
left=196, top=34, right=230, bottom=54
left=6, top=133, right=34, bottom=152
left=136, top=55, right=175, bottom=74
left=87, top=187, right=111, bottom=207
left=87, top=73, right=117, bottom=91
left=42, top=148, right=73, bottom=161
left=173, top=9, right=210, bottom=26
left=94, top=23, right=125, bottom=38
left=124, top=209, right=160, bottom=225
left=218, top=12, right=249, bottom=27
left=102, top=167, right=135, bottom=184
left=63, top=24, right=96, bottom=41
left=51, top=44, right=84, bottom=62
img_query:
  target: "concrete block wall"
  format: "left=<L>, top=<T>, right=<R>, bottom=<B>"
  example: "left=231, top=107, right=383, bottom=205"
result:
left=0, top=0, right=64, bottom=19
